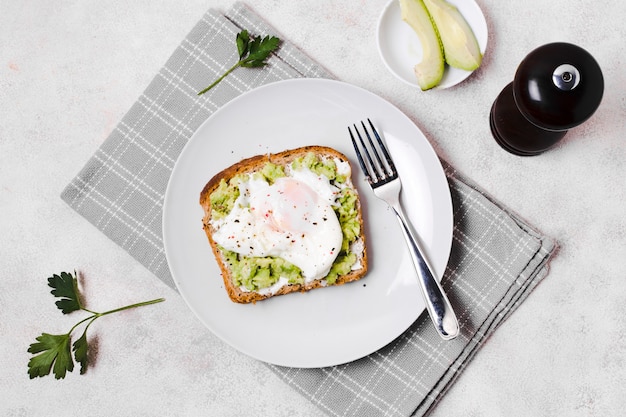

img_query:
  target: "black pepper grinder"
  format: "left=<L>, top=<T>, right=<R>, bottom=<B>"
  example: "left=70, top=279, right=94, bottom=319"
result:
left=489, top=42, right=604, bottom=156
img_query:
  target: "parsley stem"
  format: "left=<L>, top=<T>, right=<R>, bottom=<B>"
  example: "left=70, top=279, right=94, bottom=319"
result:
left=98, top=297, right=165, bottom=317
left=67, top=298, right=165, bottom=335
left=197, top=62, right=242, bottom=95
left=68, top=314, right=98, bottom=335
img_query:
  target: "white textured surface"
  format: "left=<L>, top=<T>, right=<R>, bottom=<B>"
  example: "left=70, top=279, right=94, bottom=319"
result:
left=2, top=0, right=625, bottom=416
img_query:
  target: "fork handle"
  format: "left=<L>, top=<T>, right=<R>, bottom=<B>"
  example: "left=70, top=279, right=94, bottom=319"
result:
left=393, top=206, right=460, bottom=340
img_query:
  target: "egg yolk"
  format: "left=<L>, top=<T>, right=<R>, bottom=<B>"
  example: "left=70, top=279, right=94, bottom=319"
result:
left=258, top=177, right=319, bottom=234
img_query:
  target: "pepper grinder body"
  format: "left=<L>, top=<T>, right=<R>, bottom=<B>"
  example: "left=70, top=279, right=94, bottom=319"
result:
left=489, top=42, right=603, bottom=156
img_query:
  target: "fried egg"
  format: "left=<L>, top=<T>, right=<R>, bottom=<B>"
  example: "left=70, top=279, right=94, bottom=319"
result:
left=212, top=169, right=343, bottom=282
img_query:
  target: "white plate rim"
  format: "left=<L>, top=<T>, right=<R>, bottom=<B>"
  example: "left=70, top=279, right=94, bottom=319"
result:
left=163, top=78, right=453, bottom=368
left=376, top=0, right=489, bottom=89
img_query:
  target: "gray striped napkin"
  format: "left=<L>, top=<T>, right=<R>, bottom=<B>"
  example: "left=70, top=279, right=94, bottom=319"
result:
left=61, top=3, right=557, bottom=417
left=61, top=2, right=329, bottom=289
left=270, top=161, right=556, bottom=416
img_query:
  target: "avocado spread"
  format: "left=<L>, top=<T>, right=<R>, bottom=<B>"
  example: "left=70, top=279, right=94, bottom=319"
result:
left=210, top=153, right=361, bottom=291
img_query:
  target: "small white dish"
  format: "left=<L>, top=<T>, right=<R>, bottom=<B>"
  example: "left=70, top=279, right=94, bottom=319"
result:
left=377, top=0, right=488, bottom=89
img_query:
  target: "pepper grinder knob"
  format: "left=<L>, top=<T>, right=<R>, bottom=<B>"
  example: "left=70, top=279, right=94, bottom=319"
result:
left=490, top=42, right=604, bottom=156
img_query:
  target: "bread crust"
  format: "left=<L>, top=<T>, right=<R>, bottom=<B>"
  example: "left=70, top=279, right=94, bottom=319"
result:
left=200, top=146, right=368, bottom=303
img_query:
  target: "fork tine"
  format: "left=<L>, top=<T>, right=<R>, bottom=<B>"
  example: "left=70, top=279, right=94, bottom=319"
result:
left=367, top=119, right=396, bottom=175
left=361, top=121, right=386, bottom=176
left=352, top=124, right=381, bottom=182
left=349, top=120, right=398, bottom=184
left=348, top=126, right=372, bottom=181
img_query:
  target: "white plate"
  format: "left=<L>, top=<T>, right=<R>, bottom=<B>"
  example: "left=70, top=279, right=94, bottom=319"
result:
left=377, top=0, right=488, bottom=89
left=163, top=78, right=453, bottom=368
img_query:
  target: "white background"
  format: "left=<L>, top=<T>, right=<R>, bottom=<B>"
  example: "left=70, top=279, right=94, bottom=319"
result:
left=2, top=0, right=625, bottom=416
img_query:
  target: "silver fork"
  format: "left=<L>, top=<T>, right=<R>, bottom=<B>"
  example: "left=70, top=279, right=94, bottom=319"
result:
left=349, top=119, right=459, bottom=340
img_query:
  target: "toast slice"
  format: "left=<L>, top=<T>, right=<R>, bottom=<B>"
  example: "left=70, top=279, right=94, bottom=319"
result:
left=200, top=146, right=368, bottom=303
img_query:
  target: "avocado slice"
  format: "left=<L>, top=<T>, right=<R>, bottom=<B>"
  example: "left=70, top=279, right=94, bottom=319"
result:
left=423, top=0, right=482, bottom=71
left=399, top=0, right=445, bottom=90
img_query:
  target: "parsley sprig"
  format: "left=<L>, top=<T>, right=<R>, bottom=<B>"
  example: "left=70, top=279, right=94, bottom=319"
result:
left=27, top=271, right=164, bottom=379
left=197, top=29, right=280, bottom=95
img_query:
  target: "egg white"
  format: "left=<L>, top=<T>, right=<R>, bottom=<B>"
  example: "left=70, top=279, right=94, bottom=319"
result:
left=212, top=168, right=344, bottom=282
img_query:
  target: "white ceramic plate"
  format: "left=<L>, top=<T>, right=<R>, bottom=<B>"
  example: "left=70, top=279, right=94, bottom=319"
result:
left=377, top=0, right=488, bottom=89
left=163, top=79, right=453, bottom=368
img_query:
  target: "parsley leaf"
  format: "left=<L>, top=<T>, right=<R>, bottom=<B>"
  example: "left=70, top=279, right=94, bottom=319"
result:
left=197, top=29, right=281, bottom=95
left=73, top=330, right=89, bottom=375
left=48, top=271, right=82, bottom=314
left=241, top=35, right=280, bottom=68
left=27, top=333, right=74, bottom=379
left=236, top=29, right=250, bottom=59
left=27, top=271, right=164, bottom=379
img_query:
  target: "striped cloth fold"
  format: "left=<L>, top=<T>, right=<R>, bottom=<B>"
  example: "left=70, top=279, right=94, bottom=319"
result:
left=61, top=3, right=557, bottom=417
